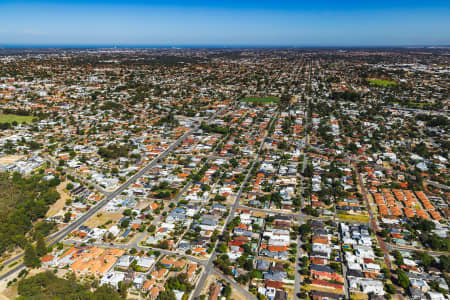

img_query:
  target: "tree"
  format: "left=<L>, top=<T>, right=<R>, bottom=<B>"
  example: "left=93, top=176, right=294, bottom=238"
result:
left=201, top=184, right=211, bottom=191
left=94, top=284, right=123, bottom=299
left=381, top=268, right=391, bottom=279
left=159, top=240, right=169, bottom=249
left=440, top=255, right=450, bottom=272
left=413, top=251, right=434, bottom=269
left=303, top=163, right=313, bottom=177
left=236, top=274, right=249, bottom=284
left=412, top=217, right=435, bottom=231
left=397, top=269, right=410, bottom=289
left=0, top=172, right=60, bottom=255
left=120, top=219, right=130, bottom=229
left=35, top=233, right=47, bottom=257
left=348, top=142, right=358, bottom=154
left=303, top=243, right=312, bottom=253
left=223, top=285, right=232, bottom=298
left=299, top=224, right=312, bottom=235
left=392, top=250, right=404, bottom=266
left=24, top=244, right=40, bottom=268
left=148, top=225, right=156, bottom=233
left=63, top=211, right=72, bottom=223
left=329, top=262, right=341, bottom=273
left=118, top=281, right=130, bottom=298
left=386, top=283, right=397, bottom=294
left=218, top=242, right=228, bottom=253
left=157, top=290, right=176, bottom=300
left=280, top=93, right=291, bottom=107
left=18, top=271, right=123, bottom=299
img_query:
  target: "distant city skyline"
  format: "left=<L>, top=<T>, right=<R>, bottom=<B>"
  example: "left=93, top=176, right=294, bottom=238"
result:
left=1, top=0, right=450, bottom=46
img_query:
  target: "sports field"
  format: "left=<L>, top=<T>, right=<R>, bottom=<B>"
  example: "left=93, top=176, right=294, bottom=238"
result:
left=241, top=96, right=280, bottom=103
left=0, top=114, right=34, bottom=124
left=368, top=79, right=397, bottom=87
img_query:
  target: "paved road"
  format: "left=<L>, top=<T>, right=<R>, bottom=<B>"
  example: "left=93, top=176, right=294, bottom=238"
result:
left=237, top=205, right=370, bottom=226
left=385, top=243, right=449, bottom=256
left=294, top=97, right=309, bottom=300
left=131, top=180, right=194, bottom=248
left=238, top=205, right=300, bottom=217
left=354, top=163, right=393, bottom=270
left=293, top=216, right=305, bottom=300
left=131, top=130, right=231, bottom=249
left=0, top=131, right=191, bottom=281
left=192, top=112, right=279, bottom=299
left=0, top=109, right=226, bottom=282
left=212, top=269, right=258, bottom=300
left=355, top=160, right=405, bottom=300
left=1, top=253, right=24, bottom=273
left=191, top=159, right=258, bottom=299
left=339, top=230, right=350, bottom=299
left=383, top=105, right=449, bottom=116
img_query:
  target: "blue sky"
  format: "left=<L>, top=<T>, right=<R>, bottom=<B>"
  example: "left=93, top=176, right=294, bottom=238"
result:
left=1, top=0, right=449, bottom=46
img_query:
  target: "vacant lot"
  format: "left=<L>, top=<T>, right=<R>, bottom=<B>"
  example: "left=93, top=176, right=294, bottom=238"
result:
left=350, top=292, right=369, bottom=300
left=46, top=181, right=70, bottom=218
left=241, top=96, right=280, bottom=103
left=0, top=155, right=24, bottom=167
left=337, top=214, right=370, bottom=223
left=368, top=79, right=397, bottom=87
left=85, top=211, right=122, bottom=228
left=303, top=284, right=345, bottom=295
left=0, top=114, right=33, bottom=124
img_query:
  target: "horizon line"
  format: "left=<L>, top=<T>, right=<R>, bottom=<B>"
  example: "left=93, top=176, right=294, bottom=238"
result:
left=1, top=44, right=450, bottom=49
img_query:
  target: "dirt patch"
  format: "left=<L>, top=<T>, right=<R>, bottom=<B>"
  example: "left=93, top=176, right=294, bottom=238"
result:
left=0, top=279, right=16, bottom=300
left=231, top=288, right=247, bottom=300
left=0, top=265, right=27, bottom=300
left=135, top=200, right=152, bottom=210
left=351, top=292, right=369, bottom=300
left=225, top=195, right=237, bottom=206
left=84, top=212, right=123, bottom=228
left=46, top=181, right=71, bottom=218
left=252, top=211, right=267, bottom=218
left=200, top=274, right=217, bottom=296
left=0, top=268, right=51, bottom=300
left=0, top=155, right=24, bottom=167
left=304, top=284, right=345, bottom=295
left=284, top=285, right=295, bottom=300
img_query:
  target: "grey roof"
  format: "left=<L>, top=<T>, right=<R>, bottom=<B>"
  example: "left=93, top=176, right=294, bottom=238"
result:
left=201, top=218, right=218, bottom=226
left=168, top=212, right=186, bottom=220
left=211, top=204, right=227, bottom=210
left=256, top=259, right=270, bottom=271
left=310, top=264, right=335, bottom=273
left=264, top=272, right=284, bottom=282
